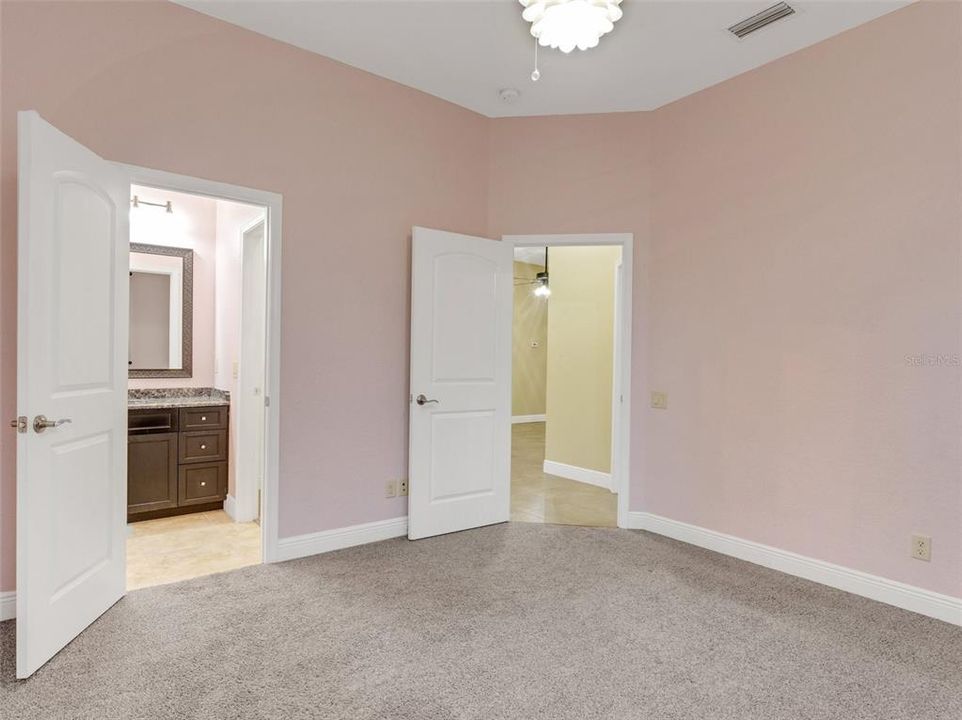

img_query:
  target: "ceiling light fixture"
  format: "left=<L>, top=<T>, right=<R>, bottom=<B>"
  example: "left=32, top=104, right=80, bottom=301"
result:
left=520, top=0, right=623, bottom=54
left=533, top=270, right=551, bottom=297
left=515, top=247, right=551, bottom=298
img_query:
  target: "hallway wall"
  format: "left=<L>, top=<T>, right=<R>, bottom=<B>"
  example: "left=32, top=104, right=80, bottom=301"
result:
left=512, top=261, right=548, bottom=418
left=544, top=246, right=621, bottom=475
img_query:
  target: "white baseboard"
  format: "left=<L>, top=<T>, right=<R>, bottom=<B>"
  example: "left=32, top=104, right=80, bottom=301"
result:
left=543, top=460, right=612, bottom=492
left=628, top=511, right=962, bottom=626
left=512, top=414, right=546, bottom=424
left=224, top=494, right=237, bottom=521
left=275, top=516, right=408, bottom=563
left=1, top=591, right=15, bottom=621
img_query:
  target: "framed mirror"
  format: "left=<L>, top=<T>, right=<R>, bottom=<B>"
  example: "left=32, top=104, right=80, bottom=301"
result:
left=129, top=243, right=193, bottom=378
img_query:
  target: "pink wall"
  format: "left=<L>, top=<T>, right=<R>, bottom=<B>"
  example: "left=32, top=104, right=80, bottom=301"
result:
left=0, top=0, right=489, bottom=590
left=1, top=0, right=958, bottom=600
left=644, top=0, right=960, bottom=597
left=129, top=186, right=218, bottom=389
left=489, top=1, right=961, bottom=597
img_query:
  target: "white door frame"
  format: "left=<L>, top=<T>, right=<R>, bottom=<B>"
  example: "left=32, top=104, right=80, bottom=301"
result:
left=503, top=233, right=633, bottom=529
left=119, top=163, right=283, bottom=563
left=235, top=217, right=268, bottom=524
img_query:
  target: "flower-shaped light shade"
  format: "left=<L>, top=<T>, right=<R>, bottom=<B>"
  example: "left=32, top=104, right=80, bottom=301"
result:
left=520, top=0, right=623, bottom=54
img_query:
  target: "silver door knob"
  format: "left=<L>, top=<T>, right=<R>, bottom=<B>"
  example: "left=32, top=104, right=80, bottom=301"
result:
left=415, top=394, right=439, bottom=406
left=33, top=415, right=72, bottom=433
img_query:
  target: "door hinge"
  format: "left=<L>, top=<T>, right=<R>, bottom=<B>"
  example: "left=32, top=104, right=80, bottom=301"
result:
left=264, top=396, right=270, bottom=407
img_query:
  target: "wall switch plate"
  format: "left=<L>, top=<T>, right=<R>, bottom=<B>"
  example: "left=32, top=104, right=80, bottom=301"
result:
left=385, top=480, right=397, bottom=498
left=399, top=479, right=409, bottom=496
left=911, top=534, right=931, bottom=562
left=651, top=391, right=668, bottom=410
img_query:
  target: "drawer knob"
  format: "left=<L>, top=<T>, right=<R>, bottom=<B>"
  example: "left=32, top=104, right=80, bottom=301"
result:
left=201, top=416, right=207, bottom=421
left=200, top=444, right=207, bottom=450
left=200, top=481, right=206, bottom=487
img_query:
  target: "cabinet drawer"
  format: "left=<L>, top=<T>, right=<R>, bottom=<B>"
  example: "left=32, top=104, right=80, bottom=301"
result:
left=179, top=430, right=227, bottom=464
left=179, top=407, right=228, bottom=431
left=128, top=408, right=178, bottom=434
left=178, top=462, right=227, bottom=506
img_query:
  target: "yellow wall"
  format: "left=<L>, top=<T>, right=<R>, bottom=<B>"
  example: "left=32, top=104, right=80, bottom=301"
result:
left=512, top=261, right=548, bottom=416
left=544, top=246, right=621, bottom=473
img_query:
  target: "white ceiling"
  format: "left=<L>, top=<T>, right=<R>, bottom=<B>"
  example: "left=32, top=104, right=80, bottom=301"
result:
left=176, top=0, right=912, bottom=118
left=514, top=246, right=547, bottom=266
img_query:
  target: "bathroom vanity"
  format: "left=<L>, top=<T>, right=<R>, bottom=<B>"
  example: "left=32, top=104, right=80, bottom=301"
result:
left=127, top=390, right=230, bottom=521
left=126, top=243, right=232, bottom=521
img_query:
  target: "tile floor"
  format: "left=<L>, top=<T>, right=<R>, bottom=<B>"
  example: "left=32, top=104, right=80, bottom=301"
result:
left=126, top=510, right=262, bottom=591
left=510, top=422, right=617, bottom=527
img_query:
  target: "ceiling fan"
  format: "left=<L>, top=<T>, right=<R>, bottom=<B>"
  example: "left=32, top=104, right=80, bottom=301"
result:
left=514, top=246, right=551, bottom=297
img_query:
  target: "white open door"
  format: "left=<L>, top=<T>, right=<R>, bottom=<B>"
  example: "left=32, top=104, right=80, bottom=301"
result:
left=408, top=227, right=512, bottom=540
left=16, top=111, right=129, bottom=678
left=238, top=219, right=268, bottom=522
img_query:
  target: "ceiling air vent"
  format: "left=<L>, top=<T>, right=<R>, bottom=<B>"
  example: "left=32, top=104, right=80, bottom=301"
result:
left=728, top=2, right=795, bottom=39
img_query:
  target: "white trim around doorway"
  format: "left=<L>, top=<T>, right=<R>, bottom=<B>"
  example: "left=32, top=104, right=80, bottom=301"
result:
left=512, top=414, right=546, bottom=424
left=118, top=163, right=283, bottom=564
left=543, top=460, right=613, bottom=492
left=503, top=233, right=634, bottom=529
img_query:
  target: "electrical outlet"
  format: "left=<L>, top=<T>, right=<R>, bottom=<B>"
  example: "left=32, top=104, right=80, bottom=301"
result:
left=911, top=534, right=931, bottom=562
left=384, top=480, right=397, bottom=498
left=399, top=479, right=409, bottom=496
left=651, top=391, right=668, bottom=410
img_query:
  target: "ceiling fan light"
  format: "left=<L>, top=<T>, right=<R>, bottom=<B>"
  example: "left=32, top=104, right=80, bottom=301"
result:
left=522, top=2, right=546, bottom=22
left=521, top=0, right=622, bottom=54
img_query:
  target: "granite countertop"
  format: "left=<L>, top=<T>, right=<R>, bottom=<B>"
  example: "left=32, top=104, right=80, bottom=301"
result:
left=128, top=388, right=230, bottom=409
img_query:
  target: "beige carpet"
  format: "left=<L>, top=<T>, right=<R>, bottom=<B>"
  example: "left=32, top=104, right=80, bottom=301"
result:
left=2, top=523, right=960, bottom=719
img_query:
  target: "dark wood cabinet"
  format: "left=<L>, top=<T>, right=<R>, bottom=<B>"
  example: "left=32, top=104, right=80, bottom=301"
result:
left=128, top=404, right=229, bottom=521
left=180, top=407, right=228, bottom=431
left=178, top=429, right=228, bottom=464
left=127, top=432, right=178, bottom=515
left=179, top=462, right=228, bottom=506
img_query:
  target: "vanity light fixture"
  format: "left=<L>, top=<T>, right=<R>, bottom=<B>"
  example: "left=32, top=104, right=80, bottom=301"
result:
left=130, top=195, right=173, bottom=213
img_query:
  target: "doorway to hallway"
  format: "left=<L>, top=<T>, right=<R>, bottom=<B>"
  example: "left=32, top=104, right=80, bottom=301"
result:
left=510, top=243, right=623, bottom=528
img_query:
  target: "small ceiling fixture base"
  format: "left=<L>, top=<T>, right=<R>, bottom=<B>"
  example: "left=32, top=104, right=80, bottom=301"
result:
left=499, top=88, right=521, bottom=104
left=520, top=0, right=623, bottom=54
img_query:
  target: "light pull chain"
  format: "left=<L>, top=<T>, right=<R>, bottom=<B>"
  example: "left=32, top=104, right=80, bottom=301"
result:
left=531, top=37, right=541, bottom=82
